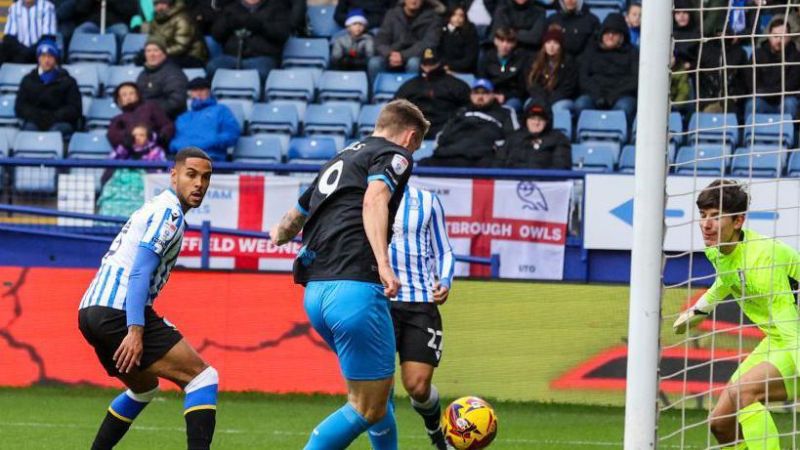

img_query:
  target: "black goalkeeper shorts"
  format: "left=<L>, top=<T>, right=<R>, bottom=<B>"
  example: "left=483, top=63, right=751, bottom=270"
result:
left=78, top=306, right=183, bottom=376
left=390, top=301, right=443, bottom=367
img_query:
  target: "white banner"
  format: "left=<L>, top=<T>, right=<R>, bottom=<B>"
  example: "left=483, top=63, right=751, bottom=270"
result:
left=584, top=174, right=800, bottom=251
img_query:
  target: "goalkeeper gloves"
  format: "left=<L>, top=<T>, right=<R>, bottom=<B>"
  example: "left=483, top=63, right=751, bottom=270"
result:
left=672, top=294, right=713, bottom=334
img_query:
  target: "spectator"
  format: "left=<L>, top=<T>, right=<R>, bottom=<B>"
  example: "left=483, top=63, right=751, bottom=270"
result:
left=331, top=9, right=375, bottom=71
left=745, top=16, right=800, bottom=117
left=137, top=37, right=189, bottom=119
left=208, top=0, right=291, bottom=82
left=673, top=0, right=700, bottom=70
left=525, top=26, right=578, bottom=113
left=545, top=0, right=599, bottom=58
left=394, top=47, right=471, bottom=137
left=334, top=0, right=393, bottom=31
left=491, top=0, right=546, bottom=51
left=107, top=82, right=174, bottom=149
left=15, top=39, right=81, bottom=134
left=478, top=27, right=530, bottom=112
left=498, top=99, right=571, bottom=169
left=74, top=0, right=137, bottom=44
left=111, top=124, right=167, bottom=161
left=170, top=77, right=241, bottom=161
left=420, top=78, right=517, bottom=167
left=53, top=0, right=77, bottom=42
left=696, top=30, right=748, bottom=113
left=438, top=5, right=479, bottom=74
left=670, top=53, right=691, bottom=113
left=149, top=0, right=208, bottom=68
left=130, top=0, right=155, bottom=33
left=369, top=0, right=443, bottom=82
left=290, top=0, right=307, bottom=35
left=625, top=1, right=641, bottom=48
left=2, top=0, right=57, bottom=64
left=189, top=0, right=236, bottom=36
left=575, top=13, right=639, bottom=123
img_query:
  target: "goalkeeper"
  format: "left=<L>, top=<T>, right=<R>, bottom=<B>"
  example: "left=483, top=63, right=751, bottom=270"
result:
left=674, top=179, right=800, bottom=450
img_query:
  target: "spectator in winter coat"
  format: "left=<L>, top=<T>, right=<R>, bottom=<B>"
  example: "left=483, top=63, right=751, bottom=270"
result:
left=107, top=82, right=174, bottom=149
left=169, top=77, right=241, bottom=161
left=575, top=13, right=639, bottom=123
left=334, top=0, right=394, bottom=30
left=745, top=16, right=800, bottom=117
left=478, top=27, right=530, bottom=112
left=673, top=0, right=700, bottom=69
left=545, top=0, right=599, bottom=58
left=625, top=2, right=641, bottom=48
left=420, top=78, right=518, bottom=167
left=499, top=99, right=571, bottom=169
left=111, top=124, right=167, bottom=162
left=696, top=30, right=748, bottom=113
left=369, top=0, right=444, bottom=82
left=208, top=0, right=291, bottom=82
left=15, top=39, right=81, bottom=134
left=2, top=0, right=57, bottom=64
left=394, top=47, right=471, bottom=137
left=437, top=5, right=479, bottom=74
left=331, top=9, right=375, bottom=71
left=149, top=0, right=208, bottom=68
left=525, top=26, right=578, bottom=113
left=491, top=0, right=546, bottom=51
left=74, top=0, right=137, bottom=44
left=137, top=37, right=189, bottom=119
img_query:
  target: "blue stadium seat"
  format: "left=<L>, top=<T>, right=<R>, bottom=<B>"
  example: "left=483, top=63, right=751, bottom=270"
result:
left=631, top=111, right=684, bottom=145
left=618, top=145, right=635, bottom=173
left=373, top=72, right=416, bottom=103
left=304, top=104, right=353, bottom=137
left=553, top=109, right=572, bottom=141
left=265, top=69, right=315, bottom=102
left=414, top=140, right=436, bottom=161
left=217, top=99, right=247, bottom=130
left=688, top=112, right=739, bottom=146
left=787, top=152, right=800, bottom=177
left=357, top=104, right=382, bottom=137
left=318, top=70, right=369, bottom=103
left=104, top=65, right=143, bottom=96
left=307, top=5, right=343, bottom=37
left=743, top=113, right=795, bottom=147
left=674, top=144, right=728, bottom=175
left=249, top=103, right=300, bottom=135
left=68, top=33, right=117, bottom=64
left=183, top=67, right=207, bottom=82
left=12, top=131, right=63, bottom=193
left=0, top=94, right=19, bottom=126
left=68, top=132, right=112, bottom=157
left=0, top=133, right=8, bottom=177
left=288, top=136, right=338, bottom=163
left=586, top=0, right=625, bottom=9
left=572, top=142, right=618, bottom=172
left=322, top=100, right=360, bottom=122
left=211, top=69, right=261, bottom=100
left=0, top=63, right=34, bottom=94
left=269, top=99, right=308, bottom=123
left=591, top=7, right=616, bottom=23
left=120, top=33, right=147, bottom=64
left=282, top=38, right=330, bottom=69
left=62, top=64, right=100, bottom=97
left=451, top=72, right=475, bottom=87
left=730, top=147, right=782, bottom=177
left=234, top=135, right=284, bottom=162
left=86, top=97, right=120, bottom=129
left=577, top=110, right=627, bottom=142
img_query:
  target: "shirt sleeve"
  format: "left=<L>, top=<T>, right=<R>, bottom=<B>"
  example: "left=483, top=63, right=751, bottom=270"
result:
left=776, top=240, right=800, bottom=281
left=138, top=206, right=183, bottom=256
left=296, top=177, right=317, bottom=216
left=704, top=277, right=731, bottom=305
left=125, top=246, right=160, bottom=327
left=430, top=194, right=455, bottom=289
left=367, top=151, right=412, bottom=193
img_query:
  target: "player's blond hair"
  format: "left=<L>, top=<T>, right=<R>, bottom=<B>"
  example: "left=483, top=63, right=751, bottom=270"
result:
left=374, top=99, right=431, bottom=139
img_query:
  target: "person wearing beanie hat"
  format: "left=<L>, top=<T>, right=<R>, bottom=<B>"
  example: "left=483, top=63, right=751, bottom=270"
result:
left=545, top=0, right=599, bottom=58
left=148, top=0, right=208, bottom=68
left=437, top=5, right=479, bottom=74
left=490, top=0, right=547, bottom=51
left=525, top=25, right=578, bottom=113
left=334, top=0, right=393, bottom=31
left=1, top=0, right=57, bottom=64
left=331, top=8, right=375, bottom=71
left=137, top=37, right=189, bottom=119
left=497, top=98, right=571, bottom=169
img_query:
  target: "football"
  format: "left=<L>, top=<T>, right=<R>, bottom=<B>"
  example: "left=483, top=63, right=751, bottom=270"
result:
left=441, top=396, right=498, bottom=449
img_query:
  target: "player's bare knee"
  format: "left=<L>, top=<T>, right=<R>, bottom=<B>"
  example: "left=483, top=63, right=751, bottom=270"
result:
left=184, top=365, right=218, bottom=392
left=355, top=403, right=387, bottom=424
left=404, top=378, right=430, bottom=403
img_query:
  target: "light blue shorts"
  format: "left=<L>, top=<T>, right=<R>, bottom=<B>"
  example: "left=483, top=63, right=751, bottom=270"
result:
left=304, top=280, right=396, bottom=380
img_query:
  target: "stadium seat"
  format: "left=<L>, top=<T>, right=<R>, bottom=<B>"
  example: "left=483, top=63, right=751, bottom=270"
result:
left=234, top=135, right=284, bottom=162
left=304, top=104, right=353, bottom=137
left=104, top=65, right=143, bottom=96
left=373, top=72, right=416, bottom=103
left=288, top=136, right=338, bottom=163
left=270, top=99, right=308, bottom=123
left=632, top=111, right=684, bottom=145
left=571, top=142, right=618, bottom=172
left=120, top=33, right=147, bottom=64
left=590, top=7, right=616, bottom=23
left=0, top=63, right=35, bottom=94
left=68, top=132, right=112, bottom=158
left=68, top=33, right=117, bottom=64
left=217, top=99, right=248, bottom=130
left=577, top=110, right=627, bottom=142
left=674, top=144, right=728, bottom=175
left=730, top=147, right=782, bottom=177
left=248, top=103, right=300, bottom=135
left=265, top=69, right=315, bottom=102
left=318, top=70, right=369, bottom=103
left=586, top=0, right=625, bottom=8
left=618, top=145, right=635, bottom=173
left=688, top=112, right=739, bottom=146
left=787, top=151, right=800, bottom=177
left=414, top=140, right=436, bottom=161
left=322, top=100, right=360, bottom=122
left=183, top=67, right=207, bottom=82
left=357, top=104, right=382, bottom=137
left=307, top=5, right=343, bottom=37
left=62, top=64, right=100, bottom=97
left=451, top=72, right=475, bottom=87
left=282, top=38, right=330, bottom=69
left=553, top=109, right=572, bottom=141
left=86, top=97, right=120, bottom=129
left=212, top=69, right=261, bottom=100
left=0, top=95, right=19, bottom=126
left=12, top=131, right=63, bottom=193
left=743, top=113, right=795, bottom=147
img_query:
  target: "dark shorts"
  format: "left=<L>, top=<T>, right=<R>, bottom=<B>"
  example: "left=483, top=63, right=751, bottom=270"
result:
left=78, top=306, right=183, bottom=376
left=390, top=301, right=443, bottom=367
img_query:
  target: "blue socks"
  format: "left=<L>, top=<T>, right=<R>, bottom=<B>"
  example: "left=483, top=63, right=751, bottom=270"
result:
left=368, top=401, right=398, bottom=450
left=108, top=388, right=157, bottom=423
left=304, top=403, right=370, bottom=450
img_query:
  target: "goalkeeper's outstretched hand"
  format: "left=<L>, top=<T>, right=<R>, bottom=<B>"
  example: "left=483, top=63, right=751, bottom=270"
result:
left=672, top=308, right=709, bottom=334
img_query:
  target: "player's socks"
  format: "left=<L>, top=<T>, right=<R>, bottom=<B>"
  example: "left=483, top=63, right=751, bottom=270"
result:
left=304, top=403, right=370, bottom=450
left=738, top=401, right=780, bottom=450
left=183, top=366, right=219, bottom=450
left=367, top=400, right=398, bottom=450
left=411, top=384, right=442, bottom=431
left=91, top=386, right=159, bottom=450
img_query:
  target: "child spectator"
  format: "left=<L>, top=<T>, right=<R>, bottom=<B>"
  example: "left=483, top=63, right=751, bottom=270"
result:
left=111, top=124, right=167, bottom=161
left=626, top=2, right=641, bottom=48
left=331, top=9, right=375, bottom=71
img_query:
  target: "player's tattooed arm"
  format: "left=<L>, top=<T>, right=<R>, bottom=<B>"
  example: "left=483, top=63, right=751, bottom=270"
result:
left=270, top=208, right=306, bottom=246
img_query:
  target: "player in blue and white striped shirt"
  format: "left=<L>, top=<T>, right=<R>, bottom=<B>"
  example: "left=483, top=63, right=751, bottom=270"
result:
left=3, top=0, right=56, bottom=63
left=387, top=185, right=454, bottom=449
left=78, top=148, right=218, bottom=450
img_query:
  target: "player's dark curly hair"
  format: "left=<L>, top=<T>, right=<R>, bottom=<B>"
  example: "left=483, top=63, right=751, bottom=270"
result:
left=696, top=179, right=749, bottom=215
